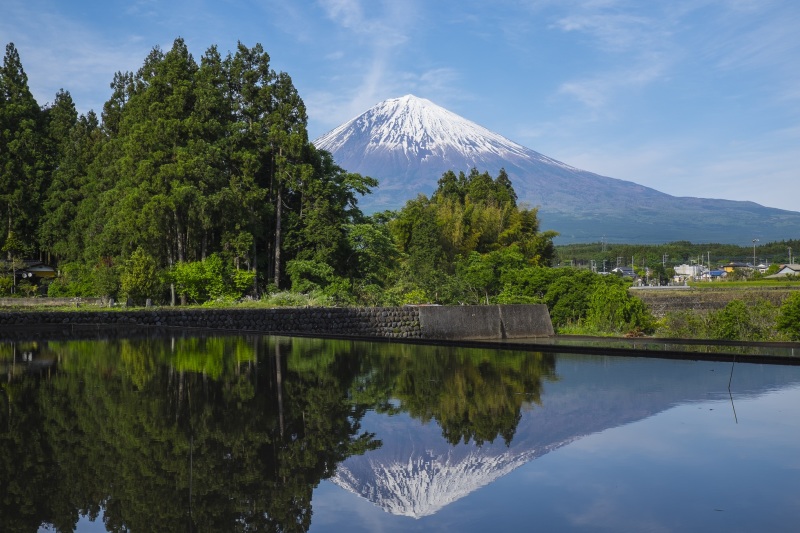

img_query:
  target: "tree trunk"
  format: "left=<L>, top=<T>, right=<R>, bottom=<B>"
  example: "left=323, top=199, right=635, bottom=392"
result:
left=252, top=233, right=258, bottom=297
left=273, top=185, right=282, bottom=289
left=175, top=213, right=185, bottom=263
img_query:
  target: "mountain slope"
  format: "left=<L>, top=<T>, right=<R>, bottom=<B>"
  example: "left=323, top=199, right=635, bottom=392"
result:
left=314, top=95, right=800, bottom=244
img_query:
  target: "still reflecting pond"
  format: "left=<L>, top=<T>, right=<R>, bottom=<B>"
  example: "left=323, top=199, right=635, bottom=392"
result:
left=1, top=334, right=798, bottom=532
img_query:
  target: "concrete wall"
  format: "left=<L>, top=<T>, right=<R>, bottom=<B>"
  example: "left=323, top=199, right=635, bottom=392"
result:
left=0, top=304, right=554, bottom=341
left=499, top=304, right=555, bottom=338
left=418, top=304, right=553, bottom=340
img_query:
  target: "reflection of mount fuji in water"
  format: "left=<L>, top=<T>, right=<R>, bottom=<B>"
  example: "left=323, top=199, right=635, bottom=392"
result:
left=331, top=355, right=800, bottom=518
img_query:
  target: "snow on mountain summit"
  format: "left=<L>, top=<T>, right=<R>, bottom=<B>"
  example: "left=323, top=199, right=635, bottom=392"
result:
left=314, top=94, right=544, bottom=164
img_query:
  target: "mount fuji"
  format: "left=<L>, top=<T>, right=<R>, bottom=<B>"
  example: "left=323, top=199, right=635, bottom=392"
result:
left=314, top=95, right=800, bottom=244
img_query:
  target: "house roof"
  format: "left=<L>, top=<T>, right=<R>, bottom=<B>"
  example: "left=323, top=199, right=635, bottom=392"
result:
left=765, top=264, right=800, bottom=278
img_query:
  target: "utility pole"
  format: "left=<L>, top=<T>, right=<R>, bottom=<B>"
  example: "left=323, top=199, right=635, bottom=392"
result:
left=752, top=239, right=759, bottom=267
left=790, top=247, right=793, bottom=264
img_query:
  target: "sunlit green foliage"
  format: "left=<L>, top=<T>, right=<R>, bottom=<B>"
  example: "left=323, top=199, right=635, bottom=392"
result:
left=777, top=292, right=800, bottom=340
left=172, top=254, right=255, bottom=304
left=46, top=262, right=94, bottom=297
left=584, top=282, right=654, bottom=334
left=120, top=246, right=160, bottom=304
left=388, top=169, right=558, bottom=303
left=496, top=266, right=654, bottom=334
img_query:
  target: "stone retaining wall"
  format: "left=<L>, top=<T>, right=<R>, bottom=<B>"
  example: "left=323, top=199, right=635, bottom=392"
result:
left=0, top=307, right=422, bottom=339
left=0, top=304, right=554, bottom=340
left=633, top=288, right=798, bottom=318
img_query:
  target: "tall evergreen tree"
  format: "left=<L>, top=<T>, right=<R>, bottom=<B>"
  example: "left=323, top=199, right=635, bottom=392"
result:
left=39, top=92, right=104, bottom=262
left=0, top=43, right=48, bottom=253
left=267, top=71, right=312, bottom=288
left=227, top=42, right=277, bottom=291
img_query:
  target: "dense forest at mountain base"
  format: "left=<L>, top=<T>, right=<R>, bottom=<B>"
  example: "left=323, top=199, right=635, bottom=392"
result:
left=2, top=38, right=800, bottom=342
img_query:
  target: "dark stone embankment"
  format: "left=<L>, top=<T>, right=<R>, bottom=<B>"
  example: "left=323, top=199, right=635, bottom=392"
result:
left=0, top=304, right=554, bottom=341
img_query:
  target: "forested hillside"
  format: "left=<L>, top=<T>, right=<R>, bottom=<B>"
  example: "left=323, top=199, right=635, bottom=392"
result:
left=1, top=39, right=375, bottom=300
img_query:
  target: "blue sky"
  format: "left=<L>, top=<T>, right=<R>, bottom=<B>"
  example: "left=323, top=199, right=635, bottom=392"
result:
left=2, top=0, right=799, bottom=212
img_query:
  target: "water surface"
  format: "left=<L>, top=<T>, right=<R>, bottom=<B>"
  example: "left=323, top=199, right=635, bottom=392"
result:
left=1, top=334, right=797, bottom=532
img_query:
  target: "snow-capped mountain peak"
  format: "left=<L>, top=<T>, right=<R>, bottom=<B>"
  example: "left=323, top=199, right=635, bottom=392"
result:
left=315, top=94, right=546, bottom=165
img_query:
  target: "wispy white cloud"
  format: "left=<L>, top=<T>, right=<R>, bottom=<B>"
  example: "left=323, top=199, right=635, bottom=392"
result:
left=703, top=2, right=800, bottom=74
left=318, top=0, right=411, bottom=46
left=554, top=12, right=655, bottom=52
left=308, top=0, right=434, bottom=134
left=557, top=55, right=668, bottom=112
left=540, top=2, right=677, bottom=113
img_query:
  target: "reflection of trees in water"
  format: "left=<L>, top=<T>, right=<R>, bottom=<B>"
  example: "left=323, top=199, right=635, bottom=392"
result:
left=0, top=336, right=556, bottom=531
left=346, top=342, right=558, bottom=446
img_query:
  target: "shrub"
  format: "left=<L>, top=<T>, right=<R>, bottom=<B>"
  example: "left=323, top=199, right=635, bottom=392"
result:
left=583, top=280, right=654, bottom=334
left=262, top=291, right=313, bottom=307
left=47, top=262, right=95, bottom=297
left=708, top=300, right=760, bottom=341
left=120, top=247, right=160, bottom=304
left=0, top=276, right=14, bottom=296
left=94, top=263, right=120, bottom=299
left=285, top=259, right=355, bottom=305
left=286, top=260, right=336, bottom=294
left=497, top=267, right=654, bottom=334
left=172, top=254, right=256, bottom=304
left=777, top=292, right=800, bottom=341
left=400, top=288, right=429, bottom=305
left=657, top=310, right=708, bottom=339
